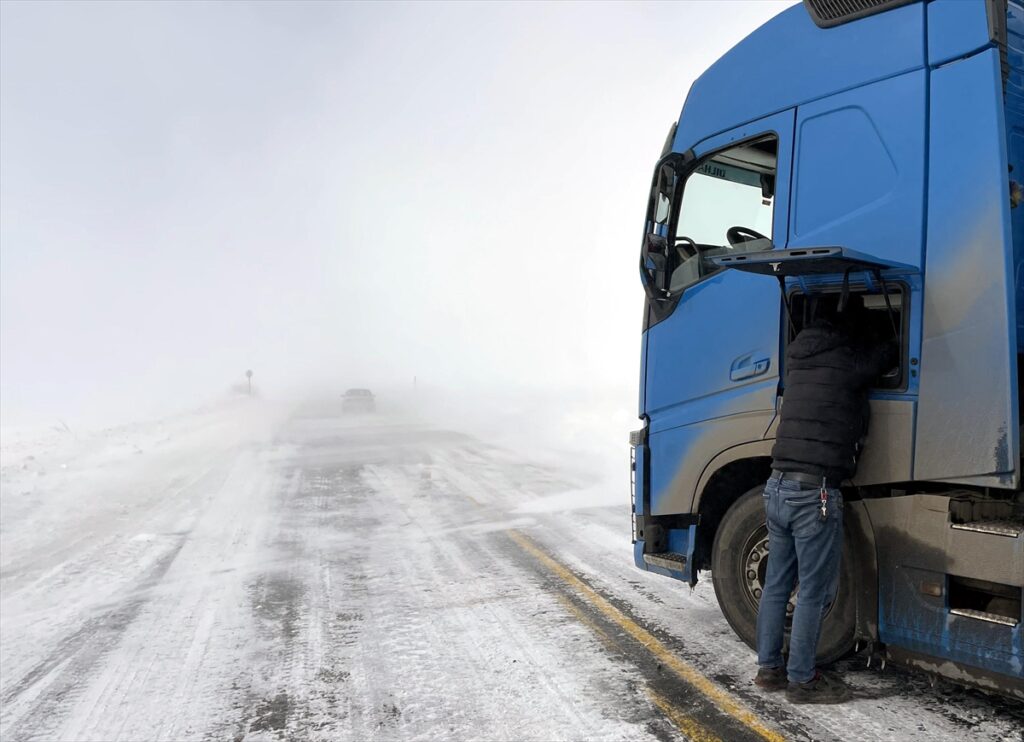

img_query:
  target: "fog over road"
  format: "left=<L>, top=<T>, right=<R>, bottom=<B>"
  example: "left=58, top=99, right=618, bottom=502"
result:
left=1, top=400, right=1021, bottom=741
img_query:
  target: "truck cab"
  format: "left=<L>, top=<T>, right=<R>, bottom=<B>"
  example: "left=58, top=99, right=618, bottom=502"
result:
left=632, top=0, right=1023, bottom=698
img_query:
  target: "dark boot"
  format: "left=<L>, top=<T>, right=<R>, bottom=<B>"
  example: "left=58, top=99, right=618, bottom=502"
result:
left=753, top=665, right=787, bottom=691
left=785, top=671, right=849, bottom=704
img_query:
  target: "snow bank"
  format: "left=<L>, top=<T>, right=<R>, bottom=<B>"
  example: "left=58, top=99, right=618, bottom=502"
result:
left=0, top=397, right=294, bottom=572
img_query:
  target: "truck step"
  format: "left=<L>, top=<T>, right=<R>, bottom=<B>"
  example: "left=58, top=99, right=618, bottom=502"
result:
left=949, top=608, right=1019, bottom=627
left=643, top=552, right=687, bottom=570
left=950, top=519, right=1022, bottom=538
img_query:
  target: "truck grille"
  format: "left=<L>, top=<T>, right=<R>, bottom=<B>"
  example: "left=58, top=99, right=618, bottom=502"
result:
left=803, top=0, right=916, bottom=29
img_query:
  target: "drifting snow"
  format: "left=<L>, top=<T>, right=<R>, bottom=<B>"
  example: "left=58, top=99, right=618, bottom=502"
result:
left=2, top=395, right=1020, bottom=741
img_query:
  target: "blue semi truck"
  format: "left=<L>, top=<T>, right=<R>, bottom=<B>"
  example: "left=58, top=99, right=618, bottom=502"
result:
left=632, top=0, right=1023, bottom=698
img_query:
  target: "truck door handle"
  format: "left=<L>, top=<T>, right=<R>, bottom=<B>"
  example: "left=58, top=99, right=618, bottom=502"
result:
left=730, top=355, right=770, bottom=381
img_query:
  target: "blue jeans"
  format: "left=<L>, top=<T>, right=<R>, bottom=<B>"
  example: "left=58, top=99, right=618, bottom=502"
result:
left=755, top=475, right=843, bottom=683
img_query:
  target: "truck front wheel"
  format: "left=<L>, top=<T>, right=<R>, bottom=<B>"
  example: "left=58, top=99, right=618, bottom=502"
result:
left=710, top=485, right=856, bottom=665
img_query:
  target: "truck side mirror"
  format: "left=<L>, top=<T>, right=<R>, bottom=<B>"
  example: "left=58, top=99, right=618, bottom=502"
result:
left=641, top=232, right=670, bottom=298
left=643, top=233, right=668, bottom=269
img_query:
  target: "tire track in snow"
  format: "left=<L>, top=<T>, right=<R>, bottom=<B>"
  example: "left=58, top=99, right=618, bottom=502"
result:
left=0, top=446, right=285, bottom=742
left=369, top=453, right=684, bottom=741
left=0, top=456, right=238, bottom=740
left=230, top=463, right=367, bottom=740
left=0, top=532, right=192, bottom=740
left=365, top=464, right=605, bottom=741
left=224, top=423, right=677, bottom=741
left=57, top=447, right=281, bottom=742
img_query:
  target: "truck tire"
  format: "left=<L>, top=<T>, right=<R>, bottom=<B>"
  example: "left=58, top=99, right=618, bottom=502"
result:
left=711, top=485, right=856, bottom=665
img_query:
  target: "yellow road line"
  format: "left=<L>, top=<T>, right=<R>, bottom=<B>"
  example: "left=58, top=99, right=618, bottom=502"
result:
left=508, top=530, right=785, bottom=742
left=647, top=688, right=724, bottom=742
left=554, top=592, right=722, bottom=742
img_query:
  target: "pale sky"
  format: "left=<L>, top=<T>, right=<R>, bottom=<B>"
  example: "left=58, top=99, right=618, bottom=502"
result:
left=1, top=0, right=794, bottom=425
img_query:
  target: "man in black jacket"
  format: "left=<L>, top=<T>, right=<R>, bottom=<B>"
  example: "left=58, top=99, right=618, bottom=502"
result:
left=753, top=295, right=895, bottom=704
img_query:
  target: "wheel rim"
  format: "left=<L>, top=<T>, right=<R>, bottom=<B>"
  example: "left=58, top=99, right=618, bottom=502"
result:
left=739, top=525, right=809, bottom=624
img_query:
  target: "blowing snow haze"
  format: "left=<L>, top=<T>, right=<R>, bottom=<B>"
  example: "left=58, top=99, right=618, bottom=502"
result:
left=5, top=2, right=1024, bottom=739
left=0, top=0, right=792, bottom=426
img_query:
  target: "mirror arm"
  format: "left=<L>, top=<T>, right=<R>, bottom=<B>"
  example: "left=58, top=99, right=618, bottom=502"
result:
left=639, top=257, right=671, bottom=302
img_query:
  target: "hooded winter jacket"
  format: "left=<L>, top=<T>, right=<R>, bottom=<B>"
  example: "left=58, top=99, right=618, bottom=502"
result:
left=770, top=317, right=896, bottom=482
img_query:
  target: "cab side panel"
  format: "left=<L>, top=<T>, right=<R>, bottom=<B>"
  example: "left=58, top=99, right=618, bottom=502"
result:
left=788, top=69, right=927, bottom=270
left=915, top=48, right=1020, bottom=487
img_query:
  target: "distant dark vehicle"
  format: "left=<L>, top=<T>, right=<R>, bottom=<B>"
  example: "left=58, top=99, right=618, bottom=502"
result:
left=342, top=388, right=375, bottom=413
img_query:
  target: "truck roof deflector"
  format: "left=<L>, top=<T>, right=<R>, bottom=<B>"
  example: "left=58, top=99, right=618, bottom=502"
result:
left=710, top=246, right=914, bottom=277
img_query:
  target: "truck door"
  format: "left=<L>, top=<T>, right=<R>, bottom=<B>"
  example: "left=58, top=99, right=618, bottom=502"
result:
left=641, top=110, right=794, bottom=516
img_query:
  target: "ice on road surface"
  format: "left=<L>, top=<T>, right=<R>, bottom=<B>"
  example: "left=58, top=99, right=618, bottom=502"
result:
left=1, top=398, right=1021, bottom=741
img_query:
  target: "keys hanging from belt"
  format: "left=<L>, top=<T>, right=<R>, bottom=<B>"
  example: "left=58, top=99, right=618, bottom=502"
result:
left=819, top=478, right=829, bottom=521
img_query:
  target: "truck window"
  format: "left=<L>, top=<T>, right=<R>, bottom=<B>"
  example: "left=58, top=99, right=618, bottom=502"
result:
left=669, top=137, right=777, bottom=293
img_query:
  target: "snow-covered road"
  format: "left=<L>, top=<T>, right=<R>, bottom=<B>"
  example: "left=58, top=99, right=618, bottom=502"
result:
left=1, top=399, right=1021, bottom=741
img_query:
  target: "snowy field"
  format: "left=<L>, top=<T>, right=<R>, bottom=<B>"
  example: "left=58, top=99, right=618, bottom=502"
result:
left=1, top=396, right=1022, bottom=741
